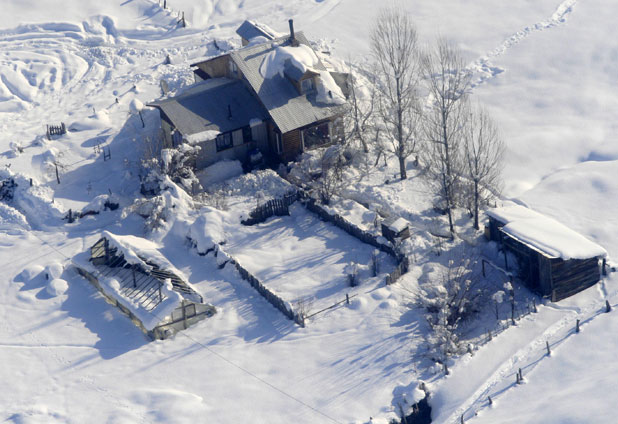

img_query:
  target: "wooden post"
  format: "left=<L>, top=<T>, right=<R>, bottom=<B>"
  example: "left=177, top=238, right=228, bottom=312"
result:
left=602, top=258, right=607, bottom=276
left=488, top=396, right=492, bottom=406
left=346, top=293, right=350, bottom=305
left=55, top=163, right=60, bottom=184
left=606, top=300, right=611, bottom=313
left=518, top=368, right=523, bottom=381
left=158, top=283, right=162, bottom=303
left=576, top=319, right=580, bottom=333
left=182, top=300, right=187, bottom=329
left=46, top=125, right=50, bottom=140
left=460, top=414, right=464, bottom=424
left=511, top=301, right=515, bottom=325
left=532, top=298, right=537, bottom=313
left=487, top=329, right=492, bottom=341
left=546, top=341, right=551, bottom=356
left=139, top=111, right=145, bottom=128
left=132, top=266, right=137, bottom=288
left=503, top=249, right=508, bottom=271
left=482, top=259, right=486, bottom=277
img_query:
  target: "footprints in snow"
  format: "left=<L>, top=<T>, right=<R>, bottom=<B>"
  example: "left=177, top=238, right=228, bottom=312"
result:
left=469, top=0, right=577, bottom=89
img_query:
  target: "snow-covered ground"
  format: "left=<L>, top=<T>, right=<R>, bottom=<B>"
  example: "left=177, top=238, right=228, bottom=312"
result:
left=2, top=0, right=618, bottom=423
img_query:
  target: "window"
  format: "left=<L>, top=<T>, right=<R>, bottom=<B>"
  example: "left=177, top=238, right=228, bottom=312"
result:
left=216, top=133, right=232, bottom=151
left=301, top=78, right=314, bottom=93
left=302, top=122, right=330, bottom=149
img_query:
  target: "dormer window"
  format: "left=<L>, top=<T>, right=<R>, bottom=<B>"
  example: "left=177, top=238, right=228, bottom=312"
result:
left=301, top=78, right=314, bottom=94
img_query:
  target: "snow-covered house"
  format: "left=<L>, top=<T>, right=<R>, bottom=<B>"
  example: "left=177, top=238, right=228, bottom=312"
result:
left=75, top=232, right=216, bottom=340
left=148, top=20, right=348, bottom=168
left=486, top=205, right=607, bottom=302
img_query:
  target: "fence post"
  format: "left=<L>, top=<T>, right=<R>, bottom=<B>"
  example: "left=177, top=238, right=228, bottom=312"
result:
left=346, top=293, right=350, bottom=305
left=606, top=300, right=611, bottom=313
left=55, top=163, right=60, bottom=184
left=576, top=319, right=580, bottom=333
left=546, top=341, right=551, bottom=356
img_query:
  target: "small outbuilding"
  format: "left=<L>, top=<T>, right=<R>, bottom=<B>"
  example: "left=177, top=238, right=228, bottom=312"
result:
left=381, top=217, right=411, bottom=244
left=486, top=205, right=607, bottom=301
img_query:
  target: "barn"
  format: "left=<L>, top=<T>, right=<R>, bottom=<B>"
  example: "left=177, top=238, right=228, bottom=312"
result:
left=486, top=205, right=607, bottom=302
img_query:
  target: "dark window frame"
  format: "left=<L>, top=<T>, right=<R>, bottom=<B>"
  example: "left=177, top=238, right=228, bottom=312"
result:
left=216, top=132, right=233, bottom=152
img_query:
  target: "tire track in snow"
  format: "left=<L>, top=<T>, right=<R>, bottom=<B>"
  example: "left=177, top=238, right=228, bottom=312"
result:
left=468, top=0, right=577, bottom=89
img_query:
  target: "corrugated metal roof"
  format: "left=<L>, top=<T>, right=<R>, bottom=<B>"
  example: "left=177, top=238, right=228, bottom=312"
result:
left=230, top=32, right=344, bottom=134
left=148, top=78, right=268, bottom=136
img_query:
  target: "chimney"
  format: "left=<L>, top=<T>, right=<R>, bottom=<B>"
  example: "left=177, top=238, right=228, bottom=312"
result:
left=289, top=19, right=297, bottom=46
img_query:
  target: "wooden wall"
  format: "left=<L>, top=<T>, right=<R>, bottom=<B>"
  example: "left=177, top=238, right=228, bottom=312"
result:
left=281, top=129, right=302, bottom=162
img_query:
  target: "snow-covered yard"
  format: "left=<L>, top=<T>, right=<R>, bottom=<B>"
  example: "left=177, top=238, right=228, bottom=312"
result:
left=225, top=203, right=396, bottom=312
left=2, top=0, right=618, bottom=423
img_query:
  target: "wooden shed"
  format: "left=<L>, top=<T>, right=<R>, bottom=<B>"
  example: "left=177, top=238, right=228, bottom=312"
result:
left=486, top=205, right=607, bottom=302
left=381, top=217, right=411, bottom=244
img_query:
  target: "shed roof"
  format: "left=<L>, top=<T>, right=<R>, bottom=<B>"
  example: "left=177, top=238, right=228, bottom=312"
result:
left=229, top=32, right=345, bottom=133
left=148, top=78, right=268, bottom=137
left=236, top=20, right=279, bottom=42
left=487, top=205, right=607, bottom=260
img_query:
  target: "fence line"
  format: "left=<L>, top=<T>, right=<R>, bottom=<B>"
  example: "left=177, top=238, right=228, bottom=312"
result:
left=241, top=191, right=299, bottom=225
left=46, top=123, right=66, bottom=139
left=188, top=237, right=304, bottom=327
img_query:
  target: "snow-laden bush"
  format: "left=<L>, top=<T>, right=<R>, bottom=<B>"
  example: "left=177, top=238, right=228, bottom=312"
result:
left=417, top=255, right=484, bottom=374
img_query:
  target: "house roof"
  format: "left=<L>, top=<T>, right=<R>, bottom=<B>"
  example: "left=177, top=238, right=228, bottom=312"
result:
left=236, top=20, right=279, bottom=42
left=148, top=78, right=268, bottom=138
left=229, top=32, right=345, bottom=134
left=487, top=204, right=607, bottom=260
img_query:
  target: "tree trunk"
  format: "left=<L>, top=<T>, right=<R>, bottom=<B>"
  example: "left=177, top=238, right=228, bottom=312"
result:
left=399, top=155, right=407, bottom=180
left=474, top=179, right=479, bottom=230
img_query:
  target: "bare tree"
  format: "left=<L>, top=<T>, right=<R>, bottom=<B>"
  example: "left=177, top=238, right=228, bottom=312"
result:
left=343, top=67, right=377, bottom=154
left=370, top=7, right=422, bottom=180
left=463, top=105, right=505, bottom=229
left=422, top=38, right=472, bottom=236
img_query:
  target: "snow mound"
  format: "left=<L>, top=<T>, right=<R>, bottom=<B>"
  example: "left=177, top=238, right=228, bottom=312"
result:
left=46, top=278, right=68, bottom=296
left=45, top=262, right=64, bottom=280
left=196, top=160, right=243, bottom=187
left=131, top=388, right=211, bottom=422
left=260, top=43, right=319, bottom=79
left=487, top=204, right=607, bottom=259
left=19, top=264, right=44, bottom=282
left=188, top=207, right=228, bottom=254
left=129, top=98, right=144, bottom=114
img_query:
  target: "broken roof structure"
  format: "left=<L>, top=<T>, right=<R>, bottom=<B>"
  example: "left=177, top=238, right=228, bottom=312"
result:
left=486, top=204, right=607, bottom=301
left=236, top=20, right=280, bottom=45
left=75, top=232, right=216, bottom=340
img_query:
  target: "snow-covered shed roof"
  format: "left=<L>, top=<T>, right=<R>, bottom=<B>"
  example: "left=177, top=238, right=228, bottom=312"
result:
left=236, top=20, right=279, bottom=42
left=487, top=205, right=607, bottom=260
left=229, top=32, right=346, bottom=134
left=148, top=78, right=268, bottom=137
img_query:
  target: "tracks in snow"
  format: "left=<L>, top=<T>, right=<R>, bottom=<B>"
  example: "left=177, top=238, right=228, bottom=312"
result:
left=468, top=0, right=577, bottom=89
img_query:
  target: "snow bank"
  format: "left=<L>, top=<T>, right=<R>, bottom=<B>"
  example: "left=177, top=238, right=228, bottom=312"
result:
left=196, top=160, right=243, bottom=187
left=0, top=203, right=30, bottom=232
left=487, top=204, right=607, bottom=260
left=19, top=264, right=44, bottom=282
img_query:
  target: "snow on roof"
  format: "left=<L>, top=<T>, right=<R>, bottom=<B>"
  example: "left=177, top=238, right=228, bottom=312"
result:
left=386, top=217, right=409, bottom=233
left=486, top=205, right=607, bottom=260
left=230, top=32, right=346, bottom=133
left=148, top=78, right=268, bottom=137
left=236, top=20, right=281, bottom=42
left=102, top=231, right=189, bottom=279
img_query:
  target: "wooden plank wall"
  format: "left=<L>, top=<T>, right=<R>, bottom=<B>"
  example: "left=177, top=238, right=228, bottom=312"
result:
left=281, top=129, right=302, bottom=162
left=551, top=257, right=601, bottom=301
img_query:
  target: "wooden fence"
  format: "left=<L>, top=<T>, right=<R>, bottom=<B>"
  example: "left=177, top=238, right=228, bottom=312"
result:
left=46, top=123, right=66, bottom=139
left=241, top=191, right=300, bottom=225
left=188, top=235, right=304, bottom=327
